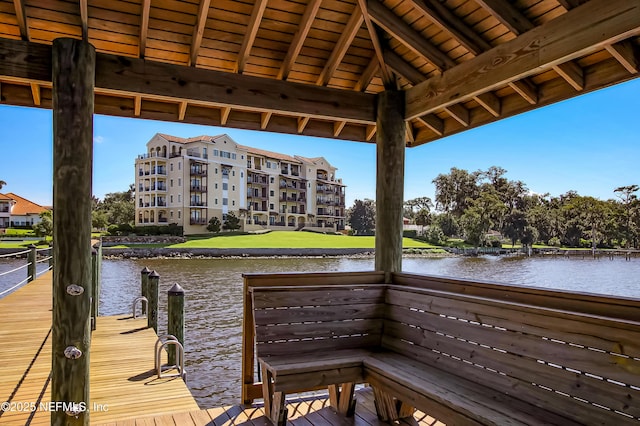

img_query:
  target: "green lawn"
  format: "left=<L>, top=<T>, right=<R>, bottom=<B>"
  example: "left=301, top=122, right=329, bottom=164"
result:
left=110, top=231, right=437, bottom=249
left=0, top=241, right=49, bottom=249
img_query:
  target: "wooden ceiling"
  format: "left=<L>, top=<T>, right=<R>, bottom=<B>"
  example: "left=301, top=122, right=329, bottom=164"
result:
left=0, top=0, right=638, bottom=146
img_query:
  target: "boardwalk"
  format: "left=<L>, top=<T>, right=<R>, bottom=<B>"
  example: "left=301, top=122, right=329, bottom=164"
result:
left=0, top=272, right=198, bottom=425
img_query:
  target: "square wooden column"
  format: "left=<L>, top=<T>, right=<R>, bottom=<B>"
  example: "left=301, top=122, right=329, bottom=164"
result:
left=52, top=37, right=95, bottom=426
left=375, top=90, right=406, bottom=280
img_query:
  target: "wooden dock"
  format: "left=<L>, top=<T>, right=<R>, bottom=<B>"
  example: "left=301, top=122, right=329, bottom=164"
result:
left=0, top=271, right=198, bottom=425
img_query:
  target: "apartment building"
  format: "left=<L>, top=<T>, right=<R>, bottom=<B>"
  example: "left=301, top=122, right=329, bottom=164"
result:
left=135, top=133, right=346, bottom=235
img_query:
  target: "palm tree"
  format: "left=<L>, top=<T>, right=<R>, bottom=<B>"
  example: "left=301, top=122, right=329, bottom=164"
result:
left=0, top=180, right=6, bottom=190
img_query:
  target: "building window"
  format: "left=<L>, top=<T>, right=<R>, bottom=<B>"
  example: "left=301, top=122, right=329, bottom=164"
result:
left=170, top=195, right=174, bottom=203
left=170, top=179, right=173, bottom=187
left=270, top=190, right=274, bottom=196
left=270, top=203, right=274, bottom=210
left=215, top=168, right=218, bottom=174
left=223, top=183, right=228, bottom=190
left=232, top=171, right=235, bottom=176
left=232, top=200, right=235, bottom=206
left=267, top=161, right=271, bottom=168
left=178, top=178, right=181, bottom=186
left=241, top=171, right=244, bottom=178
left=232, top=153, right=236, bottom=159
left=215, top=199, right=218, bottom=205
left=170, top=211, right=173, bottom=218
left=178, top=194, right=181, bottom=202
left=178, top=211, right=181, bottom=219
left=178, top=162, right=181, bottom=170
left=170, top=164, right=174, bottom=171
left=270, top=177, right=275, bottom=184
left=232, top=185, right=235, bottom=191
left=214, top=149, right=219, bottom=156
left=215, top=183, right=218, bottom=189
left=241, top=155, right=244, bottom=159
left=223, top=198, right=228, bottom=206
left=203, top=148, right=207, bottom=158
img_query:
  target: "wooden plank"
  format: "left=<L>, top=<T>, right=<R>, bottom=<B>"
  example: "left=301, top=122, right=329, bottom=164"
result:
left=190, top=0, right=211, bottom=66
left=257, top=334, right=381, bottom=357
left=553, top=61, right=584, bottom=90
left=357, top=0, right=392, bottom=86
left=255, top=319, right=382, bottom=342
left=405, top=0, right=640, bottom=120
left=353, top=55, right=378, bottom=91
left=473, top=91, right=500, bottom=117
left=251, top=286, right=386, bottom=309
left=508, top=78, right=538, bottom=104
left=474, top=0, right=534, bottom=35
left=383, top=49, right=425, bottom=85
left=443, top=103, right=469, bottom=126
left=139, top=0, right=151, bottom=57
left=417, top=113, right=443, bottom=135
left=316, top=8, right=363, bottom=86
left=12, top=0, right=28, bottom=40
left=606, top=40, right=640, bottom=73
left=278, top=0, right=322, bottom=80
left=237, top=0, right=268, bottom=74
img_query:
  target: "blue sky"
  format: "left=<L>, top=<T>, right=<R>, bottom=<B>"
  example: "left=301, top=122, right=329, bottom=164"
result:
left=0, top=78, right=638, bottom=208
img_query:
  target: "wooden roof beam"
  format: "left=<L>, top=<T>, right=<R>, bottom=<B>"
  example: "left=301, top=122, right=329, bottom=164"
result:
left=0, top=38, right=377, bottom=124
left=443, top=103, right=469, bottom=127
left=606, top=40, right=640, bottom=74
left=297, top=117, right=310, bottom=133
left=334, top=121, right=347, bottom=137
left=357, top=0, right=393, bottom=87
left=417, top=113, right=444, bottom=136
left=474, top=0, right=533, bottom=35
left=278, top=0, right=322, bottom=80
left=354, top=55, right=379, bottom=91
left=383, top=49, right=426, bottom=86
left=237, top=0, right=269, bottom=74
left=221, top=107, right=231, bottom=125
left=366, top=125, right=376, bottom=141
left=509, top=80, right=538, bottom=105
left=261, top=112, right=272, bottom=129
left=139, top=0, right=151, bottom=58
left=12, top=0, right=29, bottom=40
left=190, top=0, right=211, bottom=67
left=556, top=0, right=588, bottom=11
left=368, top=0, right=455, bottom=71
left=474, top=92, right=500, bottom=117
left=316, top=8, right=363, bottom=86
left=406, top=0, right=640, bottom=120
left=408, top=0, right=491, bottom=55
left=30, top=82, right=40, bottom=106
left=178, top=101, right=188, bottom=121
left=134, top=96, right=142, bottom=116
left=80, top=0, right=88, bottom=40
left=406, top=122, right=415, bottom=144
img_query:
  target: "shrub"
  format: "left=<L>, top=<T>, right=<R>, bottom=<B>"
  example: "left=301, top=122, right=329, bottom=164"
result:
left=207, top=217, right=221, bottom=233
left=403, top=230, right=417, bottom=238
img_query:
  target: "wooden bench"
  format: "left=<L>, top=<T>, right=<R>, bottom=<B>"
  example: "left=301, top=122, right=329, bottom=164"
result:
left=250, top=280, right=640, bottom=425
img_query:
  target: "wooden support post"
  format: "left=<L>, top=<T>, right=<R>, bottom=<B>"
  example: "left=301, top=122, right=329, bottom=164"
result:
left=148, top=270, right=159, bottom=332
left=49, top=242, right=54, bottom=268
left=375, top=90, right=406, bottom=281
left=91, top=248, right=97, bottom=331
left=140, top=266, right=151, bottom=315
left=52, top=37, right=95, bottom=426
left=167, top=283, right=185, bottom=365
left=27, top=244, right=36, bottom=282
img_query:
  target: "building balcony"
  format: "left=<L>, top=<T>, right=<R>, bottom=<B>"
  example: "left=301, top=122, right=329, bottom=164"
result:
left=190, top=218, right=208, bottom=225
left=158, top=217, right=168, bottom=223
left=0, top=207, right=9, bottom=213
left=190, top=169, right=207, bottom=176
left=157, top=201, right=167, bottom=207
left=190, top=185, right=207, bottom=192
left=190, top=202, right=207, bottom=207
left=169, top=152, right=182, bottom=158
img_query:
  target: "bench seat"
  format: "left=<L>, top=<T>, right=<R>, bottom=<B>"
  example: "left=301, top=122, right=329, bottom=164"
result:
left=364, top=352, right=582, bottom=426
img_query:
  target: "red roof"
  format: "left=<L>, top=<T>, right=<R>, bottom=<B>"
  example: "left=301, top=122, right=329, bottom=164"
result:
left=3, top=193, right=47, bottom=216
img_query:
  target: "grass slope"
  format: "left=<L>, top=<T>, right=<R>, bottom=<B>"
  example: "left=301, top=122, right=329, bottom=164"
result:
left=170, top=231, right=435, bottom=249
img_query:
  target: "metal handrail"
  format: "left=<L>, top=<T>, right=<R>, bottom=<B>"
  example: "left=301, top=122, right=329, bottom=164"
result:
left=35, top=265, right=53, bottom=277
left=0, top=262, right=31, bottom=277
left=154, top=335, right=186, bottom=380
left=0, top=249, right=30, bottom=258
left=132, top=296, right=148, bottom=318
left=35, top=247, right=52, bottom=252
left=36, top=256, right=53, bottom=264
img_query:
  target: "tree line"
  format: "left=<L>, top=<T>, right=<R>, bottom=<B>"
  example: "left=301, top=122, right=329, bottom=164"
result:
left=347, top=166, right=640, bottom=249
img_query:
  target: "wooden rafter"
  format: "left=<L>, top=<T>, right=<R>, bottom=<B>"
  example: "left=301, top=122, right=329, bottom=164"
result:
left=190, top=0, right=212, bottom=67
left=357, top=0, right=393, bottom=87
left=556, top=0, right=588, bottom=11
left=178, top=101, right=188, bottom=121
left=369, top=0, right=455, bottom=71
left=509, top=80, right=537, bottom=105
left=383, top=49, right=425, bottom=85
left=553, top=61, right=584, bottom=90
left=278, top=0, right=322, bottom=80
left=443, top=104, right=469, bottom=127
left=334, top=121, right=347, bottom=137
left=408, top=0, right=491, bottom=56
left=474, top=0, right=533, bottom=35
left=297, top=117, right=310, bottom=133
left=406, top=0, right=640, bottom=120
left=261, top=112, right=272, bottom=129
left=221, top=107, right=231, bottom=125
left=366, top=124, right=376, bottom=141
left=316, top=8, right=364, bottom=86
left=417, top=114, right=444, bottom=136
left=30, top=82, right=40, bottom=106
left=474, top=92, right=500, bottom=117
left=237, top=0, right=269, bottom=74
left=139, top=0, right=151, bottom=58
left=79, top=0, right=88, bottom=40
left=354, top=55, right=379, bottom=91
left=405, top=121, right=415, bottom=143
left=12, top=0, right=29, bottom=40
left=606, top=40, right=640, bottom=74
left=134, top=96, right=142, bottom=116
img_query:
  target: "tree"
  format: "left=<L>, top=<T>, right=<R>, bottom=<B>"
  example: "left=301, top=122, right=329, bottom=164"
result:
left=403, top=197, right=433, bottom=222
left=207, top=216, right=221, bottom=233
left=460, top=191, right=505, bottom=248
left=92, top=210, right=109, bottom=230
left=95, top=185, right=135, bottom=226
left=347, top=199, right=376, bottom=234
left=432, top=168, right=480, bottom=216
left=33, top=210, right=53, bottom=238
left=414, top=208, right=431, bottom=233
left=0, top=180, right=6, bottom=190
left=223, top=212, right=241, bottom=231
left=614, top=185, right=639, bottom=248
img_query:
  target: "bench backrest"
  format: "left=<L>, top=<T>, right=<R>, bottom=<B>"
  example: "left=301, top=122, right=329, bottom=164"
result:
left=251, top=284, right=386, bottom=358
left=383, top=285, right=640, bottom=424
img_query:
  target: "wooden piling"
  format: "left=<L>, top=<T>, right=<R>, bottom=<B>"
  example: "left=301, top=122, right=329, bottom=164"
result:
left=51, top=37, right=95, bottom=426
left=91, top=248, right=98, bottom=331
left=49, top=242, right=54, bottom=268
left=141, top=266, right=151, bottom=315
left=148, top=270, right=159, bottom=332
left=27, top=244, right=36, bottom=282
left=375, top=90, right=406, bottom=281
left=167, top=283, right=185, bottom=366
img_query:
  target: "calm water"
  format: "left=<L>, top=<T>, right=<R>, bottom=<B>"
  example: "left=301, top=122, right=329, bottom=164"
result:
left=1, top=255, right=639, bottom=408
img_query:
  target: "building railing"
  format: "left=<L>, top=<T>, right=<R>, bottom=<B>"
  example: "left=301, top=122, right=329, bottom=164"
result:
left=190, top=169, right=207, bottom=176
left=190, top=218, right=207, bottom=225
left=190, top=185, right=207, bottom=192
left=158, top=218, right=168, bottom=223
left=190, top=202, right=207, bottom=207
left=0, top=207, right=10, bottom=213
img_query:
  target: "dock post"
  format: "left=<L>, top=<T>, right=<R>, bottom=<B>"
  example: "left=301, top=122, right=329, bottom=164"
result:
left=167, top=283, right=185, bottom=366
left=148, top=270, right=160, bottom=332
left=52, top=37, right=95, bottom=426
left=91, top=248, right=97, bottom=331
left=141, top=266, right=151, bottom=315
left=27, top=244, right=36, bottom=282
left=48, top=242, right=54, bottom=268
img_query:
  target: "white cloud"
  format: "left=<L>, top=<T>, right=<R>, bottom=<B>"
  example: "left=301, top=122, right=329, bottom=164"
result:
left=94, top=135, right=105, bottom=144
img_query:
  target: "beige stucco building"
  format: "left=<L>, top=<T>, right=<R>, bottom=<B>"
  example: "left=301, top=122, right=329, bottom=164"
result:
left=135, top=133, right=346, bottom=235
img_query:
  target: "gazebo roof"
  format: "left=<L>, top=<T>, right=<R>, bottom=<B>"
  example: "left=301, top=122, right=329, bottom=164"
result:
left=0, top=0, right=638, bottom=146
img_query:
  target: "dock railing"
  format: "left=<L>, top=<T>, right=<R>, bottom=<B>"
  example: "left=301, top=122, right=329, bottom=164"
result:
left=0, top=245, right=53, bottom=297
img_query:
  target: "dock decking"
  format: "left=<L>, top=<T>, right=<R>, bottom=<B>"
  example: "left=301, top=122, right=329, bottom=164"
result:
left=0, top=272, right=198, bottom=425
